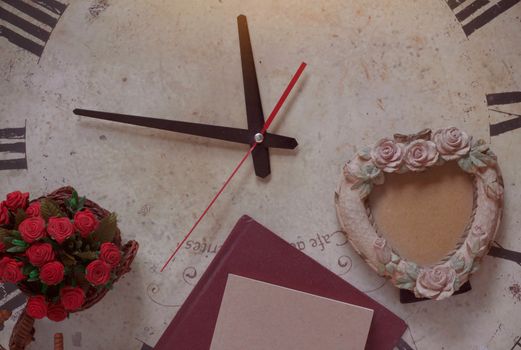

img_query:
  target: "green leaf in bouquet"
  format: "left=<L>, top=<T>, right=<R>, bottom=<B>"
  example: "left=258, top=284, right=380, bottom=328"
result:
left=3, top=232, right=17, bottom=249
left=27, top=269, right=39, bottom=282
left=40, top=199, right=65, bottom=221
left=66, top=190, right=87, bottom=214
left=7, top=245, right=26, bottom=253
left=66, top=190, right=79, bottom=213
left=22, top=264, right=35, bottom=275
left=11, top=239, right=28, bottom=247
left=71, top=190, right=79, bottom=207
left=41, top=284, right=48, bottom=294
left=42, top=237, right=60, bottom=250
left=14, top=209, right=27, bottom=227
left=13, top=256, right=26, bottom=262
left=90, top=213, right=118, bottom=243
left=74, top=251, right=98, bottom=260
left=77, top=196, right=86, bottom=211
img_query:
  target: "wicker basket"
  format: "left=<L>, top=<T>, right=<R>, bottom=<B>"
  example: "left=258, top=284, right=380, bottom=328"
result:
left=8, top=187, right=139, bottom=350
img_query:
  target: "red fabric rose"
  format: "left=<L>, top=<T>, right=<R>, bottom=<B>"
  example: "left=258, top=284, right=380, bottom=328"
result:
left=26, top=295, right=47, bottom=319
left=47, top=302, right=67, bottom=322
left=25, top=243, right=55, bottom=267
left=85, top=259, right=111, bottom=286
left=60, top=286, right=85, bottom=311
left=99, top=243, right=121, bottom=268
left=47, top=217, right=74, bottom=244
left=0, top=201, right=9, bottom=225
left=39, top=261, right=64, bottom=285
left=73, top=210, right=99, bottom=238
left=18, top=217, right=46, bottom=243
left=25, top=202, right=41, bottom=218
left=5, top=191, right=29, bottom=211
left=0, top=257, right=24, bottom=283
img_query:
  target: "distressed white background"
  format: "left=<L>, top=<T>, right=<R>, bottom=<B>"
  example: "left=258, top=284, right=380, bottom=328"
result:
left=0, top=0, right=520, bottom=349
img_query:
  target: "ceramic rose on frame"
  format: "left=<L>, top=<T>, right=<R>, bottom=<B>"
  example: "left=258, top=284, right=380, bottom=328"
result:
left=335, top=127, right=503, bottom=300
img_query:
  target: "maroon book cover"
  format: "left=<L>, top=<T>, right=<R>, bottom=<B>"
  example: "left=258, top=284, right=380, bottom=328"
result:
left=154, top=215, right=406, bottom=350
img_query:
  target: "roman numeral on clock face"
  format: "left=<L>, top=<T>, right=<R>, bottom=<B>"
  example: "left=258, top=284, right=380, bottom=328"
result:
left=0, top=283, right=25, bottom=331
left=486, top=91, right=521, bottom=136
left=488, top=241, right=521, bottom=267
left=395, top=338, right=414, bottom=350
left=511, top=336, right=521, bottom=350
left=0, top=0, right=67, bottom=57
left=445, top=0, right=521, bottom=36
left=0, top=125, right=28, bottom=170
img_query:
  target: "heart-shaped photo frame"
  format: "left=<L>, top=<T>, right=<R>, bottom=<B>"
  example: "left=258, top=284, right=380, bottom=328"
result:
left=335, top=128, right=504, bottom=300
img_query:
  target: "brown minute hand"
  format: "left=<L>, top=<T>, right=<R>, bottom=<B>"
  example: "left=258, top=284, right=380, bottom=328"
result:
left=72, top=109, right=298, bottom=149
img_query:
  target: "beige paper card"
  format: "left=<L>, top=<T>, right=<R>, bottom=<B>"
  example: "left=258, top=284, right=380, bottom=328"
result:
left=210, top=274, right=374, bottom=350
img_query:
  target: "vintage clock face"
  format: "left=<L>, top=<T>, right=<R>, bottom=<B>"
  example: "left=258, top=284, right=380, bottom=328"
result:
left=1, top=0, right=520, bottom=349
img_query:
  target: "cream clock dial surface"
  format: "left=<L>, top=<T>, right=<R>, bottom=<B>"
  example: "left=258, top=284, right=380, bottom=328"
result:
left=1, top=0, right=520, bottom=349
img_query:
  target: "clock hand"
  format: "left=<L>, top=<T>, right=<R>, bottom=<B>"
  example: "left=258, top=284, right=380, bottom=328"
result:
left=72, top=109, right=297, bottom=149
left=160, top=62, right=306, bottom=272
left=238, top=14, right=271, bottom=178
left=263, top=133, right=298, bottom=149
left=238, top=15, right=264, bottom=134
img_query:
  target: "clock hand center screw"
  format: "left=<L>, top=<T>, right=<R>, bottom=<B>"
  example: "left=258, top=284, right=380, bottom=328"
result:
left=254, top=132, right=264, bottom=144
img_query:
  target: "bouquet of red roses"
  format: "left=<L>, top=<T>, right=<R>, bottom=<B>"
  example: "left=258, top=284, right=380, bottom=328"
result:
left=0, top=188, right=129, bottom=322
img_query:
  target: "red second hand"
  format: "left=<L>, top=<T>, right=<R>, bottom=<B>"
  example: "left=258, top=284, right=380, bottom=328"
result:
left=160, top=62, right=307, bottom=272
